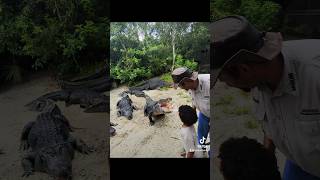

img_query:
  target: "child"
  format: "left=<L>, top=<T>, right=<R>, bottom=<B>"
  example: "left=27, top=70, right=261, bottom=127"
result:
left=218, top=136, right=281, bottom=180
left=178, top=105, right=202, bottom=158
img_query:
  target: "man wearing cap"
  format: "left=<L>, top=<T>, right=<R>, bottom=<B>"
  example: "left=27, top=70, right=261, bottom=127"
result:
left=211, top=15, right=320, bottom=180
left=171, top=67, right=210, bottom=152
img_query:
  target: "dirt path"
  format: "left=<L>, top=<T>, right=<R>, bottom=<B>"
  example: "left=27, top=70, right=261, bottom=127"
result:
left=110, top=86, right=206, bottom=158
left=0, top=76, right=109, bottom=179
left=212, top=81, right=286, bottom=180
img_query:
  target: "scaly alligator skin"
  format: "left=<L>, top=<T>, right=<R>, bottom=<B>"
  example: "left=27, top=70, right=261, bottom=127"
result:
left=25, top=89, right=109, bottom=113
left=59, top=67, right=110, bottom=93
left=129, top=77, right=170, bottom=91
left=116, top=94, right=136, bottom=120
left=61, top=77, right=110, bottom=93
left=119, top=89, right=146, bottom=98
left=20, top=106, right=92, bottom=179
left=143, top=95, right=165, bottom=126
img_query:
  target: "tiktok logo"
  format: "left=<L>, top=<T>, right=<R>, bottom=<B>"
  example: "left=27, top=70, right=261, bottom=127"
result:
left=199, top=136, right=206, bottom=145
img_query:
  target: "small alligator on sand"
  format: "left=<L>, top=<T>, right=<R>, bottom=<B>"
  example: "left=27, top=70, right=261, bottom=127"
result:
left=144, top=95, right=165, bottom=126
left=25, top=89, right=109, bottom=113
left=116, top=94, right=137, bottom=120
left=129, top=77, right=170, bottom=91
left=20, top=106, right=92, bottom=179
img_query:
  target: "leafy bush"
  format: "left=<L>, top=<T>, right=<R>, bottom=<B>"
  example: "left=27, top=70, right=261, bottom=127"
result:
left=111, top=65, right=151, bottom=85
left=0, top=0, right=108, bottom=83
left=174, top=54, right=198, bottom=71
left=0, top=64, right=23, bottom=83
left=160, top=72, right=173, bottom=83
left=211, top=0, right=281, bottom=31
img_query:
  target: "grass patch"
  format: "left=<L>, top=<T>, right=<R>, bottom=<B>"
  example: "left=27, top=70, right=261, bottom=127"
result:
left=215, top=95, right=234, bottom=106
left=244, top=119, right=259, bottom=129
left=160, top=72, right=173, bottom=83
left=160, top=86, right=170, bottom=91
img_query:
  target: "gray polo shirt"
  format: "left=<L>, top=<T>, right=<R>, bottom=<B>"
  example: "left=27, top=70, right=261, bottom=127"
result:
left=251, top=39, right=320, bottom=177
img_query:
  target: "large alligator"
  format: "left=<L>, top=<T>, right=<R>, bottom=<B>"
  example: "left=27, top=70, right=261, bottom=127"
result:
left=116, top=94, right=137, bottom=120
left=59, top=66, right=110, bottom=93
left=144, top=95, right=165, bottom=126
left=25, top=89, right=109, bottom=113
left=119, top=89, right=146, bottom=98
left=20, top=105, right=92, bottom=179
left=68, top=66, right=107, bottom=82
left=61, top=77, right=110, bottom=93
left=129, top=77, right=170, bottom=91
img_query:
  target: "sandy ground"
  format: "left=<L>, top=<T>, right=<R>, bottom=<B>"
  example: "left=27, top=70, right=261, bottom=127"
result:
left=0, top=75, right=109, bottom=179
left=110, top=86, right=208, bottom=158
left=212, top=81, right=286, bottom=180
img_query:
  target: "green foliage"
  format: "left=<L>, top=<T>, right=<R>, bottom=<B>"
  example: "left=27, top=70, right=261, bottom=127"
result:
left=0, top=0, right=109, bottom=82
left=211, top=0, right=281, bottom=31
left=0, top=64, right=23, bottom=83
left=110, top=22, right=208, bottom=85
left=111, top=65, right=152, bottom=85
left=174, top=54, right=198, bottom=71
left=160, top=73, right=173, bottom=83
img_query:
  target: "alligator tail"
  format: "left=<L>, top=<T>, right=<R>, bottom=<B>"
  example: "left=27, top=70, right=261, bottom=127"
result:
left=25, top=90, right=70, bottom=111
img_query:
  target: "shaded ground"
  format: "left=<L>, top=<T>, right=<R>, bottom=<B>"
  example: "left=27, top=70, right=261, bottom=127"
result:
left=0, top=75, right=109, bottom=179
left=110, top=85, right=208, bottom=158
left=212, top=81, right=286, bottom=180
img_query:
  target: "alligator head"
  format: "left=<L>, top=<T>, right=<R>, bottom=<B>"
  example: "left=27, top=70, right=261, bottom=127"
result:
left=151, top=103, right=165, bottom=116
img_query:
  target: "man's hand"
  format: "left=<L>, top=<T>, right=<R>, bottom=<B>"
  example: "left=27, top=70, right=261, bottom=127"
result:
left=264, top=135, right=275, bottom=154
left=186, top=152, right=195, bottom=158
left=180, top=152, right=186, bottom=157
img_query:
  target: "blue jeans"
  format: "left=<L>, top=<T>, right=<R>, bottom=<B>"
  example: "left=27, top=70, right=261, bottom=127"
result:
left=197, top=112, right=210, bottom=157
left=283, top=160, right=320, bottom=180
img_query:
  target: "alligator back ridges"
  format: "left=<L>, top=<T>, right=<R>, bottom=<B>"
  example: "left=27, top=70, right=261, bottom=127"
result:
left=25, top=89, right=109, bottom=113
left=30, top=112, right=69, bottom=149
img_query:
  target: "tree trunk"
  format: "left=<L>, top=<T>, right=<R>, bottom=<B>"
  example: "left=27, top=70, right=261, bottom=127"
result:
left=171, top=30, right=176, bottom=72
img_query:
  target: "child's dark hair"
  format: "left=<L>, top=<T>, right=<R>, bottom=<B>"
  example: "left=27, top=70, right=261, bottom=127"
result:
left=178, top=105, right=197, bottom=126
left=218, top=136, right=281, bottom=180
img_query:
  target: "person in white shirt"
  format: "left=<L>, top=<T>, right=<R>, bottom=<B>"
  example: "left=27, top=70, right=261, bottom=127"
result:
left=178, top=105, right=203, bottom=158
left=172, top=67, right=210, bottom=154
